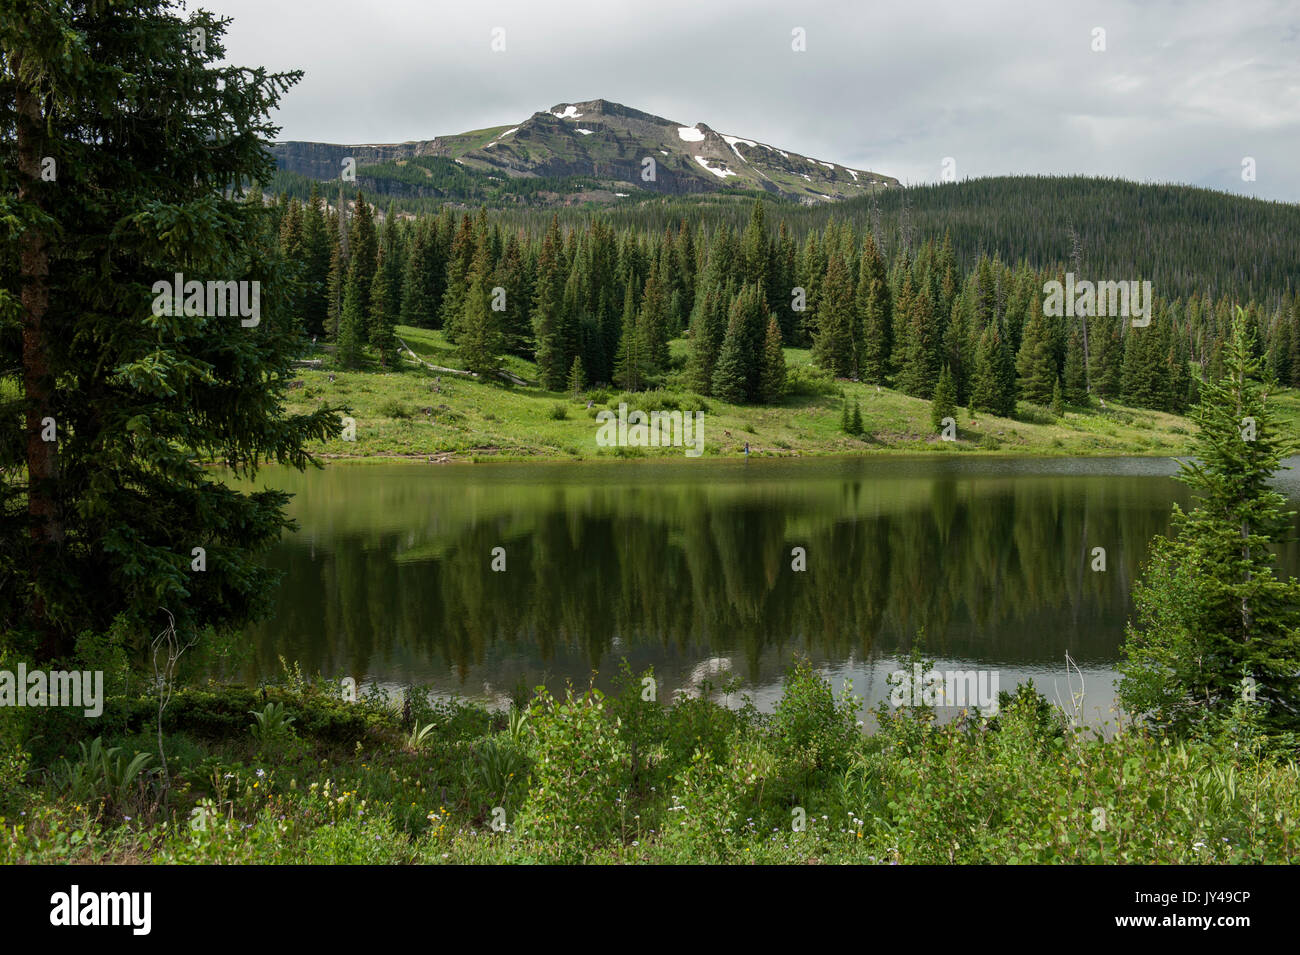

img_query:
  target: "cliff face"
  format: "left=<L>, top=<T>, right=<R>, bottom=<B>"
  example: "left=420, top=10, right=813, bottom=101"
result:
left=272, top=140, right=445, bottom=180
left=271, top=99, right=898, bottom=203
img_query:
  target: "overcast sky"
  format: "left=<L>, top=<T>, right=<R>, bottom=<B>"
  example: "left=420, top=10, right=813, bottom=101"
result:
left=199, top=0, right=1300, bottom=202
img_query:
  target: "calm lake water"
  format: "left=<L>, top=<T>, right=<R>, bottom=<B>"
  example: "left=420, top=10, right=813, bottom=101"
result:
left=229, top=456, right=1300, bottom=727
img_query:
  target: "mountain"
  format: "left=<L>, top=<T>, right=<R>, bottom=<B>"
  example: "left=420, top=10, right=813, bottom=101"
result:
left=271, top=98, right=897, bottom=207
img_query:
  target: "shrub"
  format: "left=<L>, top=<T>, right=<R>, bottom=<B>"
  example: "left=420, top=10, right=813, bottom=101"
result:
left=516, top=687, right=629, bottom=859
left=547, top=403, right=568, bottom=420
left=784, top=365, right=838, bottom=397
left=1016, top=402, right=1057, bottom=426
left=768, top=658, right=860, bottom=785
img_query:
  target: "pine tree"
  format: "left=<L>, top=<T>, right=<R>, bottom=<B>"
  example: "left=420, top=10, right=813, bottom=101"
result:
left=614, top=276, right=646, bottom=392
left=760, top=316, right=787, bottom=403
left=740, top=199, right=769, bottom=295
left=1, top=0, right=339, bottom=657
left=931, top=364, right=957, bottom=432
left=278, top=198, right=305, bottom=325
left=971, top=321, right=1016, bottom=416
left=300, top=183, right=332, bottom=337
left=850, top=398, right=863, bottom=435
left=944, top=296, right=971, bottom=406
left=639, top=256, right=671, bottom=370
left=812, top=252, right=856, bottom=377
left=687, top=284, right=726, bottom=395
left=1015, top=297, right=1057, bottom=405
left=533, top=216, right=567, bottom=390
left=567, top=356, right=586, bottom=398
left=441, top=212, right=476, bottom=339
left=1120, top=308, right=1300, bottom=734
left=325, top=220, right=346, bottom=339
left=711, top=284, right=769, bottom=404
left=337, top=271, right=366, bottom=369
left=368, top=249, right=398, bottom=367
left=347, top=192, right=377, bottom=332
left=1050, top=376, right=1064, bottom=417
left=399, top=225, right=435, bottom=328
left=856, top=234, right=892, bottom=384
left=1063, top=325, right=1088, bottom=405
left=1094, top=323, right=1124, bottom=398
left=1288, top=297, right=1300, bottom=388
left=499, top=232, right=534, bottom=358
left=458, top=229, right=503, bottom=376
left=896, top=273, right=940, bottom=398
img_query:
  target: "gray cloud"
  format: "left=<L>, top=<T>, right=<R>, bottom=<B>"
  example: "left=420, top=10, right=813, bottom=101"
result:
left=205, top=0, right=1300, bottom=201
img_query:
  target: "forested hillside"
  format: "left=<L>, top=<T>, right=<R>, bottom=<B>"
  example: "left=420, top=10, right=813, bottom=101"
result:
left=269, top=182, right=1300, bottom=422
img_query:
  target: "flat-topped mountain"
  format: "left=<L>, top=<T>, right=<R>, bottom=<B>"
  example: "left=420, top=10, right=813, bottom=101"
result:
left=271, top=98, right=897, bottom=206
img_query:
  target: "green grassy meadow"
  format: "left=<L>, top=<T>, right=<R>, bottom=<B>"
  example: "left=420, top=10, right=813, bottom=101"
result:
left=284, top=325, right=1280, bottom=462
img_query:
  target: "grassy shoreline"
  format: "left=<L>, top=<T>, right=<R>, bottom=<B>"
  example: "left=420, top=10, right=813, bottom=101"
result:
left=4, top=660, right=1296, bottom=864
left=282, top=326, right=1300, bottom=464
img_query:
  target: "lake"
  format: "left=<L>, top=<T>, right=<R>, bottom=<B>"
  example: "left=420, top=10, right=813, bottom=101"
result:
left=229, top=455, right=1300, bottom=727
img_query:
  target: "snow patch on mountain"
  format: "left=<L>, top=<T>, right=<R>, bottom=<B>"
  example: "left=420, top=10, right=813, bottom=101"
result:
left=721, top=135, right=757, bottom=162
left=694, top=155, right=735, bottom=178
left=677, top=126, right=705, bottom=143
left=551, top=105, right=583, bottom=119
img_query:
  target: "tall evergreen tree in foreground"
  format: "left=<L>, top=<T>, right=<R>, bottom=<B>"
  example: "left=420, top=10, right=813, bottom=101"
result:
left=1, top=0, right=339, bottom=661
left=1120, top=309, right=1300, bottom=737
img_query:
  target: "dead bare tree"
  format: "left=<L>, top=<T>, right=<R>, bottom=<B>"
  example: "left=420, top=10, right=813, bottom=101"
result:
left=151, top=609, right=197, bottom=797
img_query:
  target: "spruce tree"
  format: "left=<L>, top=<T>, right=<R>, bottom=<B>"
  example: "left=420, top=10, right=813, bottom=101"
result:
left=740, top=199, right=769, bottom=295
left=300, top=183, right=332, bottom=337
left=440, top=212, right=476, bottom=339
left=347, top=192, right=377, bottom=331
left=760, top=316, right=787, bottom=404
left=2, top=0, right=341, bottom=658
left=368, top=250, right=398, bottom=368
left=856, top=234, right=892, bottom=384
left=896, top=273, right=940, bottom=398
left=458, top=230, right=503, bottom=376
left=1015, top=298, right=1058, bottom=405
left=687, top=284, right=726, bottom=395
left=567, top=356, right=586, bottom=398
left=639, top=257, right=671, bottom=370
left=399, top=226, right=435, bottom=328
left=337, top=272, right=366, bottom=369
left=1120, top=308, right=1300, bottom=735
left=532, top=216, right=567, bottom=390
left=614, top=276, right=646, bottom=392
left=812, top=252, right=856, bottom=377
left=931, top=364, right=957, bottom=432
left=971, top=321, right=1016, bottom=417
left=1063, top=325, right=1088, bottom=405
left=325, top=221, right=346, bottom=339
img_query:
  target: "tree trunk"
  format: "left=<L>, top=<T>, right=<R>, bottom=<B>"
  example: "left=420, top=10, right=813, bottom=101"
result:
left=16, top=57, right=68, bottom=660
